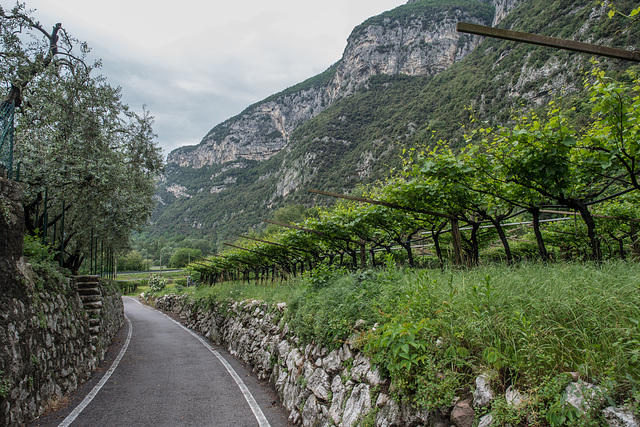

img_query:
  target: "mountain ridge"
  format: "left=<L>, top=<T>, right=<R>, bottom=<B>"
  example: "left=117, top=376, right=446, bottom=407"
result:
left=167, top=0, right=504, bottom=169
left=149, top=0, right=640, bottom=247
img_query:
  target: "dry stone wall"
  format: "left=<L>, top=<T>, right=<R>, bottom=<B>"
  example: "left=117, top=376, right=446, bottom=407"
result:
left=0, top=275, right=124, bottom=426
left=155, top=294, right=640, bottom=427
left=0, top=176, right=124, bottom=426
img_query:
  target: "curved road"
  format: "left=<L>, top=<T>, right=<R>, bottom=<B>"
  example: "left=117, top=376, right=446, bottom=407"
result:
left=31, top=297, right=289, bottom=427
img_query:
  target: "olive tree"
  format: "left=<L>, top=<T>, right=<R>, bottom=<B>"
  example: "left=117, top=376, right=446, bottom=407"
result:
left=1, top=3, right=164, bottom=272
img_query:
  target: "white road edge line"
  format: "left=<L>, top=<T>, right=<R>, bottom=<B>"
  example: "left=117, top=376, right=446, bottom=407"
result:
left=58, top=314, right=133, bottom=427
left=129, top=297, right=271, bottom=427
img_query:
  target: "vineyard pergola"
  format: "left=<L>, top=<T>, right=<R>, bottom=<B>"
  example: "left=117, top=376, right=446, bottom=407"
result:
left=189, top=23, right=640, bottom=284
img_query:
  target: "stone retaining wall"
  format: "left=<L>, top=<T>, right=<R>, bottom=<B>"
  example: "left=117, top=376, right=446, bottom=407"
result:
left=0, top=176, right=125, bottom=425
left=155, top=294, right=444, bottom=426
left=0, top=272, right=124, bottom=426
left=155, top=294, right=640, bottom=427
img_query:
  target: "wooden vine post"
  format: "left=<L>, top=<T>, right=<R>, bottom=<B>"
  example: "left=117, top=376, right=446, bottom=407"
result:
left=457, top=22, right=640, bottom=62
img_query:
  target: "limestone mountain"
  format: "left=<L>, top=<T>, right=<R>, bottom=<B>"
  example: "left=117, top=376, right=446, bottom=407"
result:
left=167, top=0, right=502, bottom=169
left=149, top=0, right=640, bottom=247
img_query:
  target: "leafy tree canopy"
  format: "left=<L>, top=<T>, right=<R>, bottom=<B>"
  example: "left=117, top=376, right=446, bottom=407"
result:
left=169, top=248, right=202, bottom=269
left=1, top=3, right=164, bottom=272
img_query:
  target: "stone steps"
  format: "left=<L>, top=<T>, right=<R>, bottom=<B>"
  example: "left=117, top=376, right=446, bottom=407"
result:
left=72, top=276, right=103, bottom=349
left=77, top=287, right=101, bottom=297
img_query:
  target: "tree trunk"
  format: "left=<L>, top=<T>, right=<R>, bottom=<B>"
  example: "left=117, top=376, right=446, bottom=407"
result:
left=529, top=207, right=549, bottom=261
left=401, top=242, right=415, bottom=267
left=616, top=237, right=625, bottom=260
left=432, top=228, right=443, bottom=265
left=488, top=216, right=513, bottom=263
left=469, top=222, right=480, bottom=266
left=629, top=223, right=640, bottom=261
left=450, top=217, right=464, bottom=266
left=566, top=200, right=601, bottom=262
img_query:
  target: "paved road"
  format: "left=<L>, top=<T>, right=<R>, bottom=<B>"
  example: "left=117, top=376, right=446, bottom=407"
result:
left=31, top=297, right=289, bottom=427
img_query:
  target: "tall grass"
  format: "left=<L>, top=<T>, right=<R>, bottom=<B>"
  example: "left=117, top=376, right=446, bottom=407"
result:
left=166, top=261, right=640, bottom=422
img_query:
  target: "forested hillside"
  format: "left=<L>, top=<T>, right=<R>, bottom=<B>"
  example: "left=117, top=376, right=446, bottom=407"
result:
left=144, top=0, right=640, bottom=250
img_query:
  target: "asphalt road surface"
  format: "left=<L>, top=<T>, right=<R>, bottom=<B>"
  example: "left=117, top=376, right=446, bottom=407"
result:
left=30, top=297, right=289, bottom=427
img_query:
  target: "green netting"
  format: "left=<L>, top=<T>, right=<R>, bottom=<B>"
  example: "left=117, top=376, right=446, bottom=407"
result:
left=0, top=101, right=15, bottom=178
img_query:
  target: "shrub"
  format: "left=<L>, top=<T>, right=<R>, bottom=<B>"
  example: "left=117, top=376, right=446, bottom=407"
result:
left=23, top=234, right=54, bottom=262
left=169, top=248, right=202, bottom=268
left=148, top=274, right=167, bottom=293
left=118, top=250, right=146, bottom=271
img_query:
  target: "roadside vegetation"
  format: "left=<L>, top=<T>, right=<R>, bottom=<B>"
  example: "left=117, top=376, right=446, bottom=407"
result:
left=145, top=260, right=640, bottom=425
left=115, top=269, right=190, bottom=296
left=138, top=61, right=640, bottom=424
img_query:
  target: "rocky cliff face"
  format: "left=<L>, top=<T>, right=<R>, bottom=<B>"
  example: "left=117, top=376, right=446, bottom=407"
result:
left=168, top=86, right=331, bottom=168
left=328, top=4, right=490, bottom=98
left=152, top=0, right=631, bottom=244
left=167, top=0, right=509, bottom=169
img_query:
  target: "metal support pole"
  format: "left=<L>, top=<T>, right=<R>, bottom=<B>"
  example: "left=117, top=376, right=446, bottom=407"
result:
left=90, top=229, right=94, bottom=275
left=42, top=188, right=48, bottom=245
left=100, top=240, right=104, bottom=277
left=59, top=200, right=65, bottom=268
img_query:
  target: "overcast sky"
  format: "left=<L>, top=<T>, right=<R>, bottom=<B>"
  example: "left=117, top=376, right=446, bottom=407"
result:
left=16, top=0, right=407, bottom=157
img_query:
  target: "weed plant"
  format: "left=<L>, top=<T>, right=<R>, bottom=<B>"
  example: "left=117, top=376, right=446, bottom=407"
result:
left=22, top=234, right=69, bottom=292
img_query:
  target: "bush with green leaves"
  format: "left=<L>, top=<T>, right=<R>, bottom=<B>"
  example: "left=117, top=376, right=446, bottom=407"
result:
left=359, top=261, right=640, bottom=422
left=169, top=248, right=202, bottom=268
left=23, top=234, right=55, bottom=263
left=287, top=265, right=405, bottom=349
left=0, top=371, right=10, bottom=398
left=147, top=274, right=167, bottom=293
left=118, top=250, right=147, bottom=272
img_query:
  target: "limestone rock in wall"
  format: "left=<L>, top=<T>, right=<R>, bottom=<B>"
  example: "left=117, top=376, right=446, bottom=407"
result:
left=603, top=405, right=640, bottom=427
left=473, top=375, right=494, bottom=408
left=0, top=274, right=124, bottom=426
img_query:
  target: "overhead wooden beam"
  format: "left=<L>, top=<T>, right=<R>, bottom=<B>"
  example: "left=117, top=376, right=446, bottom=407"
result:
left=457, top=22, right=640, bottom=62
left=308, top=189, right=463, bottom=266
left=191, top=261, right=220, bottom=270
left=223, top=242, right=281, bottom=263
left=265, top=220, right=367, bottom=268
left=265, top=220, right=364, bottom=245
left=309, top=188, right=451, bottom=219
left=239, top=235, right=316, bottom=254
left=540, top=209, right=640, bottom=223
left=205, top=251, right=252, bottom=268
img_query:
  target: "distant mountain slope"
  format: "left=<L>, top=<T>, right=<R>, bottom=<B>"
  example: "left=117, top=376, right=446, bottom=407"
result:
left=149, top=0, right=640, bottom=247
left=167, top=0, right=499, bottom=169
